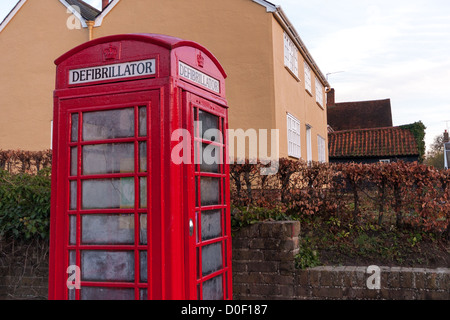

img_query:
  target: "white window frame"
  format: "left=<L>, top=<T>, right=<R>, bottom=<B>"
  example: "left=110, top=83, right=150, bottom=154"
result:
left=284, top=32, right=299, bottom=78
left=315, top=78, right=324, bottom=107
left=379, top=159, right=391, bottom=164
left=287, top=113, right=301, bottom=159
left=304, top=62, right=312, bottom=94
left=317, top=135, right=326, bottom=163
left=306, top=125, right=312, bottom=163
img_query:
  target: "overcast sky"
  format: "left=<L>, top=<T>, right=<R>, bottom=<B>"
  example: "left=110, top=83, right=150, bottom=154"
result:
left=1, top=0, right=449, bottom=150
left=275, top=0, right=450, bottom=150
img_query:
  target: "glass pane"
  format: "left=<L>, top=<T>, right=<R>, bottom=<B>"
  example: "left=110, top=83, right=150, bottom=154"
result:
left=68, top=288, right=76, bottom=301
left=195, top=212, right=199, bottom=243
left=71, top=114, right=79, bottom=142
left=81, top=287, right=135, bottom=300
left=139, top=106, right=147, bottom=137
left=200, top=177, right=220, bottom=206
left=194, top=108, right=199, bottom=137
left=194, top=141, right=199, bottom=168
left=139, top=142, right=147, bottom=172
left=83, top=143, right=134, bottom=175
left=198, top=110, right=219, bottom=141
left=82, top=178, right=135, bottom=209
left=140, top=178, right=147, bottom=208
left=83, top=108, right=134, bottom=141
left=195, top=177, right=199, bottom=207
left=71, top=147, right=78, bottom=176
left=223, top=180, right=227, bottom=207
left=139, top=289, right=147, bottom=300
left=81, top=251, right=134, bottom=282
left=140, top=251, right=147, bottom=283
left=69, top=250, right=76, bottom=266
left=202, top=275, right=223, bottom=300
left=140, top=214, right=147, bottom=245
left=70, top=181, right=77, bottom=210
left=69, top=215, right=76, bottom=245
left=81, top=214, right=134, bottom=245
left=201, top=210, right=222, bottom=241
left=202, top=242, right=222, bottom=276
left=200, top=143, right=220, bottom=173
left=68, top=250, right=77, bottom=301
left=196, top=247, right=201, bottom=279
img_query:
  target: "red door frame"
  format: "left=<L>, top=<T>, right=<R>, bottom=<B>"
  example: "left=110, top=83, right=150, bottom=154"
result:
left=50, top=89, right=162, bottom=300
left=183, top=92, right=232, bottom=300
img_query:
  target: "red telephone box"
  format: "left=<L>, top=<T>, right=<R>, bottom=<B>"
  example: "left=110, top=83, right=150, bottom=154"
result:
left=49, top=34, right=232, bottom=300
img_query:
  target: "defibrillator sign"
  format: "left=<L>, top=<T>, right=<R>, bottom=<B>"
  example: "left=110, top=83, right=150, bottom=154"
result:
left=69, top=59, right=156, bottom=85
left=178, top=61, right=220, bottom=93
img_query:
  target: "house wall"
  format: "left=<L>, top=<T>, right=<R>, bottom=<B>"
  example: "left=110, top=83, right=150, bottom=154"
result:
left=271, top=18, right=328, bottom=161
left=0, top=0, right=328, bottom=162
left=0, top=0, right=87, bottom=151
left=94, top=0, right=277, bottom=159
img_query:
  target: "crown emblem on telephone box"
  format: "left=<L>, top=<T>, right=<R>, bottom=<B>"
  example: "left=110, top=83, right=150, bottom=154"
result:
left=103, top=44, right=119, bottom=60
left=197, top=52, right=205, bottom=68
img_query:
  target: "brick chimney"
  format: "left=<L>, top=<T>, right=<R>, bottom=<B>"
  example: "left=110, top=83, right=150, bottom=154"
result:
left=327, top=88, right=335, bottom=107
left=444, top=130, right=449, bottom=143
left=102, top=0, right=109, bottom=10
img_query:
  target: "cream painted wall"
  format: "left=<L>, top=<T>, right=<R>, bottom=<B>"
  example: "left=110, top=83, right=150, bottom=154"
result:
left=271, top=19, right=328, bottom=161
left=0, top=0, right=86, bottom=150
left=0, top=0, right=328, bottom=163
left=94, top=0, right=276, bottom=147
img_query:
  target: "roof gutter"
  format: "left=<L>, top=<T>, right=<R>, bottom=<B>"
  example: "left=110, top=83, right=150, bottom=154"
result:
left=94, top=0, right=120, bottom=27
left=272, top=6, right=329, bottom=88
left=252, top=0, right=277, bottom=12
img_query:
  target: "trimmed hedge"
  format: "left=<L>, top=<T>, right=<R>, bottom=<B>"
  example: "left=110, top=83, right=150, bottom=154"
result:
left=0, top=168, right=51, bottom=240
left=230, top=159, right=450, bottom=237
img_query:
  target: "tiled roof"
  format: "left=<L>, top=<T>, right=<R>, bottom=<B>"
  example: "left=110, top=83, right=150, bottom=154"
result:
left=328, top=126, right=419, bottom=158
left=327, top=98, right=393, bottom=131
left=65, top=0, right=101, bottom=21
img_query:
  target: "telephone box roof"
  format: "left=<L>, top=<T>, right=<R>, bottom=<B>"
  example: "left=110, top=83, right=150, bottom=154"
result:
left=55, top=33, right=227, bottom=78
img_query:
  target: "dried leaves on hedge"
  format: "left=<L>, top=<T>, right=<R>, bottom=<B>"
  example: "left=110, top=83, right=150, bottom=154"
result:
left=230, top=159, right=450, bottom=236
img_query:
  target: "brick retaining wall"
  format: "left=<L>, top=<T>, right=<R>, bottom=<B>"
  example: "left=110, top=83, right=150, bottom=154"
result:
left=0, top=221, right=448, bottom=300
left=232, top=221, right=449, bottom=300
left=0, top=266, right=48, bottom=300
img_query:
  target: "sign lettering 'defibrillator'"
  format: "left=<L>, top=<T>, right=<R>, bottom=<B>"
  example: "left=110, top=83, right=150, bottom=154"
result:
left=178, top=61, right=220, bottom=93
left=69, top=59, right=156, bottom=85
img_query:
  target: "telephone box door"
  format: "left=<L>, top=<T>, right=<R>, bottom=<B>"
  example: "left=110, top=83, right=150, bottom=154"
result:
left=185, top=93, right=232, bottom=300
left=52, top=90, right=159, bottom=300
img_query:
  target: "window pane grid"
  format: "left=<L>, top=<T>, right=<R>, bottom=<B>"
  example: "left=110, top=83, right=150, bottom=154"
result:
left=284, top=32, right=299, bottom=78
left=194, top=106, right=228, bottom=300
left=67, top=105, right=150, bottom=300
left=304, top=62, right=312, bottom=93
left=315, top=79, right=324, bottom=107
left=287, top=113, right=301, bottom=159
left=317, top=135, right=326, bottom=163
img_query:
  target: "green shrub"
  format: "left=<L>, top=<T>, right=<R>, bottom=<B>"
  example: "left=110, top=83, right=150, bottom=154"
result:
left=294, top=236, right=321, bottom=269
left=231, top=205, right=292, bottom=231
left=0, top=168, right=51, bottom=240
